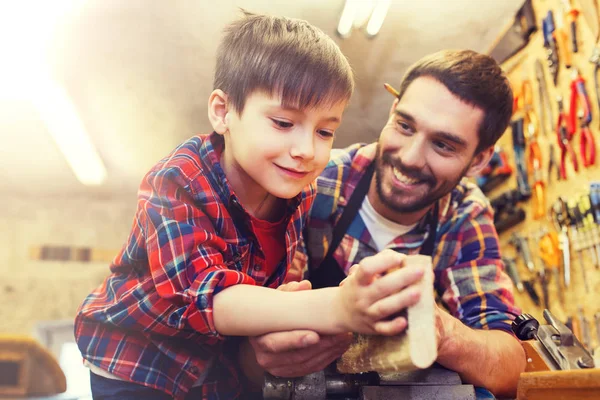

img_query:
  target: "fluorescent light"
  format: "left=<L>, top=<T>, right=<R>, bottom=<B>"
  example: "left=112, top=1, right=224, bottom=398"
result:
left=366, top=0, right=392, bottom=36
left=32, top=80, right=107, bottom=186
left=1, top=0, right=103, bottom=186
left=337, top=0, right=389, bottom=38
left=337, top=0, right=360, bottom=37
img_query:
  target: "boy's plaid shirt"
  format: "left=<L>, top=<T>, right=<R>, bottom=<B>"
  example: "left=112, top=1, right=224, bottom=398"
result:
left=75, top=132, right=314, bottom=399
left=294, top=143, right=521, bottom=332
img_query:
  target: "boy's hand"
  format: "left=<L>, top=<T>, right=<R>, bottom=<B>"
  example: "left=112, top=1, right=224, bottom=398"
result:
left=246, top=280, right=352, bottom=378
left=334, top=249, right=426, bottom=335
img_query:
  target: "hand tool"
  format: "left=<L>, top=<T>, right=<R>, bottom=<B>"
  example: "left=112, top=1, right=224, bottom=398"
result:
left=521, top=78, right=546, bottom=219
left=562, top=0, right=580, bottom=53
left=543, top=10, right=561, bottom=84
left=539, top=230, right=564, bottom=304
left=556, top=97, right=579, bottom=179
left=535, top=59, right=554, bottom=138
left=578, top=307, right=592, bottom=351
left=490, top=189, right=527, bottom=233
left=551, top=197, right=572, bottom=287
left=523, top=280, right=542, bottom=306
left=529, top=138, right=546, bottom=219
left=579, top=194, right=600, bottom=268
left=547, top=141, right=561, bottom=183
left=567, top=198, right=590, bottom=292
left=578, top=112, right=597, bottom=167
left=555, top=10, right=573, bottom=69
left=589, top=48, right=600, bottom=129
left=502, top=256, right=525, bottom=293
left=512, top=310, right=595, bottom=370
left=530, top=231, right=551, bottom=310
left=568, top=69, right=596, bottom=167
left=489, top=0, right=537, bottom=65
left=591, top=182, right=600, bottom=222
left=568, top=69, right=592, bottom=134
left=475, top=146, right=512, bottom=193
left=511, top=118, right=532, bottom=198
left=571, top=198, right=598, bottom=267
left=511, top=232, right=536, bottom=273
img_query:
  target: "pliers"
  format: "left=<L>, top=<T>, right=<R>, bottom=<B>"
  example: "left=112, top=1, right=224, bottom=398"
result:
left=569, top=69, right=596, bottom=167
left=556, top=97, right=579, bottom=179
left=579, top=112, right=596, bottom=167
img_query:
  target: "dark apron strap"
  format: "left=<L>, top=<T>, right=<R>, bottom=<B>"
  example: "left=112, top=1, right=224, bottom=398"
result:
left=309, top=162, right=438, bottom=289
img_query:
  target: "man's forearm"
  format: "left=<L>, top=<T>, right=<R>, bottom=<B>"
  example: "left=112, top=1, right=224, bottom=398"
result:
left=437, top=315, right=525, bottom=398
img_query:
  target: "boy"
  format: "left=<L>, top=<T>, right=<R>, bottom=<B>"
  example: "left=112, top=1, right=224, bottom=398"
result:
left=75, top=12, right=427, bottom=399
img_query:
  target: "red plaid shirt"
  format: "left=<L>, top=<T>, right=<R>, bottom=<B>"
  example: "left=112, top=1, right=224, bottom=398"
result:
left=75, top=132, right=314, bottom=399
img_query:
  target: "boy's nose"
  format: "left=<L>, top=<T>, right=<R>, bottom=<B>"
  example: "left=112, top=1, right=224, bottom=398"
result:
left=289, top=129, right=315, bottom=160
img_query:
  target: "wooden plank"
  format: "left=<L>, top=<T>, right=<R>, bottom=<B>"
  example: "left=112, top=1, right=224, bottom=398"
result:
left=517, top=368, right=600, bottom=399
left=337, top=255, right=436, bottom=373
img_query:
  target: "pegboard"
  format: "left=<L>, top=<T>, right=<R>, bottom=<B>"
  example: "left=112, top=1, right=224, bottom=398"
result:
left=491, top=0, right=600, bottom=347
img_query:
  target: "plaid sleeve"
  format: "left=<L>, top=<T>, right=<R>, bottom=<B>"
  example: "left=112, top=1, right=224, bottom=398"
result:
left=128, top=167, right=256, bottom=340
left=435, top=200, right=521, bottom=333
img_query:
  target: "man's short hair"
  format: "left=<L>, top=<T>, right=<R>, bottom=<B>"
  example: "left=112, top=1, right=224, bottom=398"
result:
left=214, top=12, right=354, bottom=114
left=395, top=50, right=513, bottom=153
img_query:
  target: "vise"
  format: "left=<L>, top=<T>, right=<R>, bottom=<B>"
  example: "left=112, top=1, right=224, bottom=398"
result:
left=263, top=364, right=476, bottom=400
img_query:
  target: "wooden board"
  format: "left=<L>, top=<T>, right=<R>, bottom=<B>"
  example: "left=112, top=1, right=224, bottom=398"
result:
left=337, top=255, right=436, bottom=373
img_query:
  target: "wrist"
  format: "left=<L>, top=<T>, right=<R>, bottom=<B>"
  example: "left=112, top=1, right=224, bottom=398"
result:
left=436, top=310, right=461, bottom=362
left=330, top=287, right=352, bottom=333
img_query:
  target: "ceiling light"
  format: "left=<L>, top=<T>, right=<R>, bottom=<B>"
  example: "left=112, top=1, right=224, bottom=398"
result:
left=32, top=80, right=107, bottom=186
left=337, top=0, right=391, bottom=38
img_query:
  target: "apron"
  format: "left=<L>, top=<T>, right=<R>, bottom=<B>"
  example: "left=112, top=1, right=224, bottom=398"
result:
left=309, top=162, right=438, bottom=289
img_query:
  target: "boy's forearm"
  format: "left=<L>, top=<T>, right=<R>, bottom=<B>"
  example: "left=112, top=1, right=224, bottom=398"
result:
left=437, top=315, right=525, bottom=398
left=213, top=284, right=344, bottom=336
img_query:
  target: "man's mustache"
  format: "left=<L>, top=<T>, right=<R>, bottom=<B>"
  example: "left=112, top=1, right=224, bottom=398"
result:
left=380, top=152, right=435, bottom=184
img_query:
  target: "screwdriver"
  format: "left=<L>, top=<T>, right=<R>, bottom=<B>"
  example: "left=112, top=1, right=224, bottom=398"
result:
left=579, top=194, right=600, bottom=268
left=567, top=198, right=590, bottom=292
left=539, top=231, right=564, bottom=304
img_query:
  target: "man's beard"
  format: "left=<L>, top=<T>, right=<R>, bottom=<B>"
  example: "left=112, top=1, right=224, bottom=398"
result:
left=374, top=148, right=468, bottom=214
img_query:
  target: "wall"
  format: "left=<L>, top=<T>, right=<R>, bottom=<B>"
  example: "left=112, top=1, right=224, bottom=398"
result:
left=0, top=194, right=135, bottom=334
left=494, top=0, right=600, bottom=343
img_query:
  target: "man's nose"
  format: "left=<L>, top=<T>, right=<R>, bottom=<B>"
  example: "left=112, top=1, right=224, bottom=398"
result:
left=289, top=129, right=315, bottom=160
left=400, top=136, right=427, bottom=169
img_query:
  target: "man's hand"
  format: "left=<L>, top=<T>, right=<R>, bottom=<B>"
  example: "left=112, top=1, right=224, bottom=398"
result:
left=334, top=249, right=426, bottom=335
left=241, top=280, right=352, bottom=384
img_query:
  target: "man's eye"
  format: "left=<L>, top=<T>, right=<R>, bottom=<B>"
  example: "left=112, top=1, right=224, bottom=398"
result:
left=271, top=119, right=293, bottom=129
left=434, top=141, right=455, bottom=153
left=396, top=121, right=413, bottom=133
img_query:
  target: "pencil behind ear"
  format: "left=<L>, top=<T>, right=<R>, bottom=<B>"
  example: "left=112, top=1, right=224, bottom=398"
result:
left=208, top=89, right=229, bottom=134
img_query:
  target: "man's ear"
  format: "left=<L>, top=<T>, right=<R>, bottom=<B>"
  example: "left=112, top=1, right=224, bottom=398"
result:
left=464, top=146, right=495, bottom=178
left=388, top=98, right=400, bottom=116
left=208, top=89, right=230, bottom=135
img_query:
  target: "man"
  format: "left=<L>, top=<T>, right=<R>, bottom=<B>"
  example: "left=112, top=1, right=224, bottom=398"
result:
left=244, top=49, right=525, bottom=398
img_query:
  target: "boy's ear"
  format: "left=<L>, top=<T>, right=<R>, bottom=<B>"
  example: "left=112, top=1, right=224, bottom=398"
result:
left=208, top=89, right=230, bottom=135
left=464, top=146, right=495, bottom=178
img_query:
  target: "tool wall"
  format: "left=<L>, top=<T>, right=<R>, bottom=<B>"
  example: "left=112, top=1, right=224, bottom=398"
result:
left=487, top=0, right=600, bottom=351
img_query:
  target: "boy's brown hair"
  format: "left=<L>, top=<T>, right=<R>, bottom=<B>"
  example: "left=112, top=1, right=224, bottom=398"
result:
left=395, top=50, right=513, bottom=153
left=214, top=11, right=354, bottom=114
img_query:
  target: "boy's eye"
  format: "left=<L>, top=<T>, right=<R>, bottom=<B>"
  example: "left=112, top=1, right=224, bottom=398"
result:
left=317, top=129, right=334, bottom=139
left=271, top=118, right=293, bottom=129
